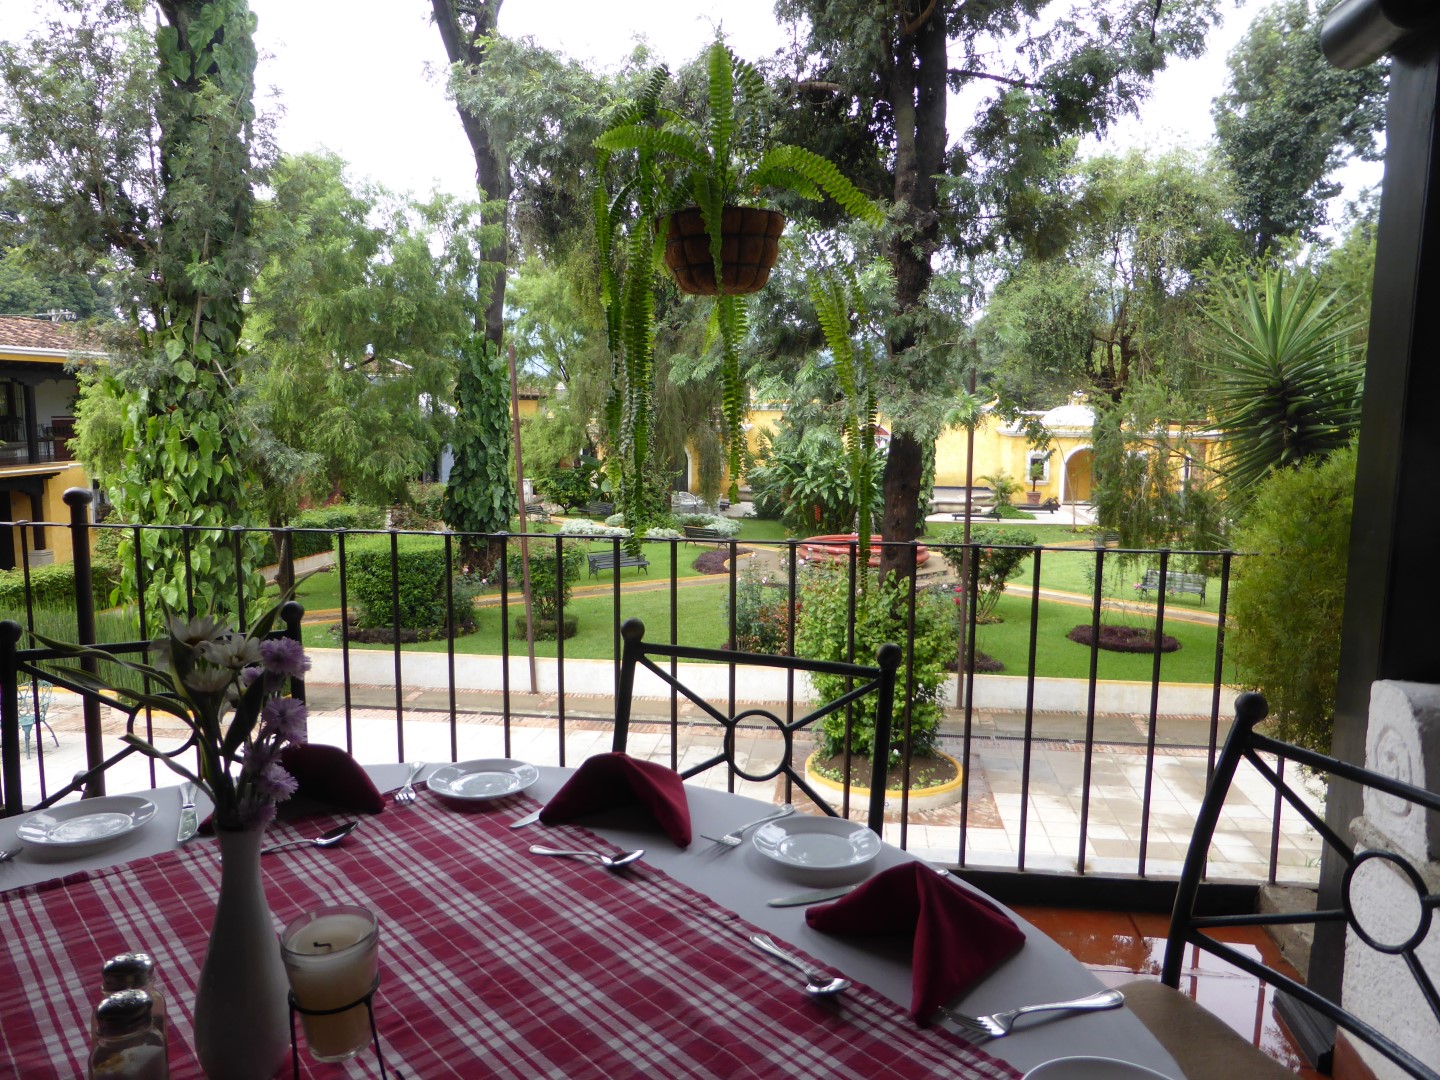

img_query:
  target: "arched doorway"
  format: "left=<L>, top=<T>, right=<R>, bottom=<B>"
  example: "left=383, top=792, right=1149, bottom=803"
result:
left=1063, top=447, right=1094, bottom=503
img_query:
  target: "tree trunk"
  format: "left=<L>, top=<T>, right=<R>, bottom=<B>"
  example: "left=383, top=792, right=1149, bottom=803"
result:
left=430, top=0, right=511, bottom=348
left=879, top=4, right=946, bottom=581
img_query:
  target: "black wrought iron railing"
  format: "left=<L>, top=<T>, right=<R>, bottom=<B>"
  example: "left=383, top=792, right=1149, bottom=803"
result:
left=2, top=489, right=1321, bottom=901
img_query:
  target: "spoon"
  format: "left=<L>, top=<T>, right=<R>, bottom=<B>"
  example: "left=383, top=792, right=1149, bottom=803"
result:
left=528, top=844, right=645, bottom=869
left=260, top=821, right=359, bottom=856
left=749, top=934, right=851, bottom=996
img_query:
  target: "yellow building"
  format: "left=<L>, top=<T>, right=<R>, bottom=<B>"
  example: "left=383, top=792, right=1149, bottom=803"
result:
left=729, top=398, right=1219, bottom=508
left=0, top=315, right=92, bottom=570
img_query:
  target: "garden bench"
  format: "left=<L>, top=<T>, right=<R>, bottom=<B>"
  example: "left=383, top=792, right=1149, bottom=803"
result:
left=682, top=525, right=724, bottom=543
left=583, top=501, right=615, bottom=518
left=951, top=505, right=1003, bottom=521
left=587, top=551, right=649, bottom=578
left=524, top=501, right=550, bottom=524
left=1134, top=568, right=1207, bottom=603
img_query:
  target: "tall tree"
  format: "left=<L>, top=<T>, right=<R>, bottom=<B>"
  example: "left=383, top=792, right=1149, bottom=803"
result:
left=978, top=148, right=1244, bottom=404
left=2, top=0, right=269, bottom=618
left=772, top=0, right=1219, bottom=577
left=1212, top=0, right=1387, bottom=256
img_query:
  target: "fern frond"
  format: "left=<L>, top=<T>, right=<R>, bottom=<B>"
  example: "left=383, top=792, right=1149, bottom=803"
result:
left=595, top=124, right=709, bottom=169
left=716, top=293, right=749, bottom=499
left=706, top=42, right=734, bottom=194
left=746, top=165, right=823, bottom=201
left=750, top=145, right=884, bottom=225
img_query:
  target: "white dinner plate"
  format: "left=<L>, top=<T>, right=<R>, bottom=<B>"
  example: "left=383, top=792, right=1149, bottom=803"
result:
left=1022, top=1057, right=1177, bottom=1080
left=427, top=758, right=539, bottom=802
left=752, top=815, right=881, bottom=870
left=15, top=796, right=158, bottom=850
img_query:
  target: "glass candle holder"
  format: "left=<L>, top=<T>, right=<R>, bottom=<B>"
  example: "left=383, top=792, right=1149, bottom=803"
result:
left=279, top=905, right=380, bottom=1063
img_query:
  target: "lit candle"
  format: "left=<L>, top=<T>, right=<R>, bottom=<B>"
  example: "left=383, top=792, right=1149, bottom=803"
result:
left=279, top=906, right=380, bottom=1063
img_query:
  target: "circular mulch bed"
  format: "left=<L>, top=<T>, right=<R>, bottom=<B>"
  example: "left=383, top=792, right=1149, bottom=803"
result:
left=692, top=546, right=752, bottom=574
left=813, top=752, right=959, bottom=791
left=342, top=618, right=475, bottom=645
left=944, top=651, right=1005, bottom=673
left=1066, top=623, right=1181, bottom=653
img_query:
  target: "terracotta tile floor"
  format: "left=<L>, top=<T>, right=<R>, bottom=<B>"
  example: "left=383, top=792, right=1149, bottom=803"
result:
left=1012, top=905, right=1326, bottom=1078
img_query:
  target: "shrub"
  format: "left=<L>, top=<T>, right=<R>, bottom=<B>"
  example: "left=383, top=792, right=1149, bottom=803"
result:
left=557, top=520, right=629, bottom=538
left=604, top=513, right=626, bottom=528
left=345, top=535, right=473, bottom=636
left=978, top=470, right=1023, bottom=508
left=1227, top=443, right=1356, bottom=753
left=286, top=504, right=384, bottom=559
left=937, top=525, right=1037, bottom=622
left=537, top=462, right=600, bottom=510
left=0, top=558, right=120, bottom=613
left=406, top=481, right=447, bottom=525
left=504, top=541, right=586, bottom=638
left=727, top=568, right=794, bottom=654
left=676, top=514, right=740, bottom=537
left=796, top=565, right=952, bottom=760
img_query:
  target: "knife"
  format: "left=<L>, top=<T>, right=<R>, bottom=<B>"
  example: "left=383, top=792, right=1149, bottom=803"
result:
left=766, top=885, right=858, bottom=908
left=510, top=808, right=543, bottom=829
left=176, top=783, right=199, bottom=845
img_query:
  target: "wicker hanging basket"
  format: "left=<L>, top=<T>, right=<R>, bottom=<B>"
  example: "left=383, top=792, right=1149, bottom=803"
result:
left=661, top=206, right=786, bottom=296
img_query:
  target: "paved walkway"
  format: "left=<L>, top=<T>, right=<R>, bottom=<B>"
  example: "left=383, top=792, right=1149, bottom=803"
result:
left=14, top=682, right=1321, bottom=887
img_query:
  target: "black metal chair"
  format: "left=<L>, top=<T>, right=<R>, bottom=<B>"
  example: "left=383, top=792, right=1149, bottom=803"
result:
left=612, top=617, right=902, bottom=835
left=17, top=677, right=57, bottom=758
left=1123, top=691, right=1440, bottom=1080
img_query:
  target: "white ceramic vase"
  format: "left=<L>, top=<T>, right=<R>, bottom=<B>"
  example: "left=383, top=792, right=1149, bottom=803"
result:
left=193, top=826, right=290, bottom=1080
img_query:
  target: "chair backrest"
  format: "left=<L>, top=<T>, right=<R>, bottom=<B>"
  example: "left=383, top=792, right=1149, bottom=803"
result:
left=16, top=678, right=50, bottom=724
left=1165, top=691, right=1440, bottom=1079
left=613, top=617, right=902, bottom=834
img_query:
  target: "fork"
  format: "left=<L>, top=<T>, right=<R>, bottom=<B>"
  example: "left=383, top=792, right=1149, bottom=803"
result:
left=0, top=848, right=17, bottom=864
left=939, top=988, right=1125, bottom=1038
left=394, top=761, right=426, bottom=805
left=701, top=803, right=794, bottom=847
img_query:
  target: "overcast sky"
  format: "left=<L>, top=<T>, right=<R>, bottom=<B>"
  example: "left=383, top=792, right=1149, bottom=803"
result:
left=1, top=1, right=1379, bottom=211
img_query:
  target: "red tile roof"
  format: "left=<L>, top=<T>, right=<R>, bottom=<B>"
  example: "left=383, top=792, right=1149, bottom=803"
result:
left=0, top=314, right=88, bottom=352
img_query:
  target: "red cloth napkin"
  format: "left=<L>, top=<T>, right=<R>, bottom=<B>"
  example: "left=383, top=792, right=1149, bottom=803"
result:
left=806, top=862, right=1025, bottom=1023
left=199, top=743, right=385, bottom=833
left=539, top=752, right=692, bottom=846
left=279, top=742, right=386, bottom=813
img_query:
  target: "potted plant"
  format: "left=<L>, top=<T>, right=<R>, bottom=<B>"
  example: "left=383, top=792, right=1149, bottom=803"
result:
left=591, top=41, right=882, bottom=525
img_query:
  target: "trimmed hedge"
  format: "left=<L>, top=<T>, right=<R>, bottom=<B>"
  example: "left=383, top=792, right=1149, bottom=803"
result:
left=0, top=558, right=121, bottom=613
left=345, top=534, right=474, bottom=635
left=285, top=505, right=384, bottom=560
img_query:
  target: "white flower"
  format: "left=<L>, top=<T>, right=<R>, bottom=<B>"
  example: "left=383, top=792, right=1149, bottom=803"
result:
left=198, top=634, right=262, bottom=671
left=183, top=664, right=234, bottom=694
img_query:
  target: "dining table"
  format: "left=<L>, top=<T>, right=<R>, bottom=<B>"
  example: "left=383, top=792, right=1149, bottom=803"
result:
left=0, top=761, right=1184, bottom=1079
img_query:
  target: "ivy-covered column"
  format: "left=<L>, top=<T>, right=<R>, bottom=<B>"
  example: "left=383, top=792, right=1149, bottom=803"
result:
left=110, top=0, right=265, bottom=620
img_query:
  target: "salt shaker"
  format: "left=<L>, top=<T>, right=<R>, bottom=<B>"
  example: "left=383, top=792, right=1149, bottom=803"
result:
left=99, top=952, right=167, bottom=1041
left=88, top=990, right=168, bottom=1079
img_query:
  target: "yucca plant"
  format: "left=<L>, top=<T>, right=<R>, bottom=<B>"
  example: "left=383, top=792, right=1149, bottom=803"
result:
left=1202, top=267, right=1364, bottom=508
left=592, top=41, right=882, bottom=527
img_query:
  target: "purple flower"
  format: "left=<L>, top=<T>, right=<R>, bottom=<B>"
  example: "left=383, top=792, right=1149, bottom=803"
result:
left=260, top=638, right=310, bottom=679
left=253, top=762, right=299, bottom=802
left=262, top=697, right=308, bottom=744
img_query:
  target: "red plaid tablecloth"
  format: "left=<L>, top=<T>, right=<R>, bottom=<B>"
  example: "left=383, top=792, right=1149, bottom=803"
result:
left=0, top=795, right=1021, bottom=1079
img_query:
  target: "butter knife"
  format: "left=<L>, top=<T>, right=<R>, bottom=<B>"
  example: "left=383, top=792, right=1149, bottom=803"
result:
left=176, top=783, right=199, bottom=845
left=766, top=885, right=858, bottom=907
left=510, top=808, right=543, bottom=829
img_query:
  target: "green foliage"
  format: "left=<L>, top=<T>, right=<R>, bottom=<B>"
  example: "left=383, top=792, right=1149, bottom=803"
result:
left=727, top=568, right=793, bottom=654
left=978, top=470, right=1022, bottom=509
left=287, top=504, right=384, bottom=560
left=1090, top=379, right=1225, bottom=562
left=796, top=565, right=950, bottom=759
left=593, top=41, right=882, bottom=526
left=749, top=425, right=883, bottom=536
left=345, top=535, right=472, bottom=635
left=443, top=336, right=516, bottom=559
left=537, top=461, right=601, bottom=510
left=1213, top=0, right=1387, bottom=255
left=1202, top=266, right=1364, bottom=509
left=505, top=541, right=585, bottom=630
left=0, top=558, right=121, bottom=613
left=1227, top=442, right=1356, bottom=753
left=938, top=525, right=1037, bottom=622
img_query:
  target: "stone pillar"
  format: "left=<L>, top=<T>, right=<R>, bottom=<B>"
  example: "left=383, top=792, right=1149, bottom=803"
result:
left=1341, top=681, right=1440, bottom=1078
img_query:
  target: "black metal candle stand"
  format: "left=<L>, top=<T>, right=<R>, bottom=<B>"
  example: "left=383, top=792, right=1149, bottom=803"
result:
left=288, top=976, right=390, bottom=1078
